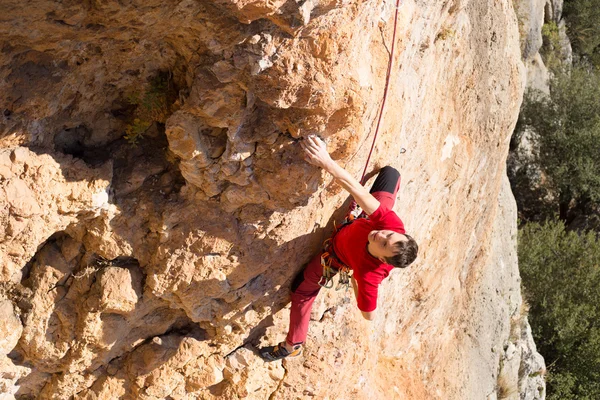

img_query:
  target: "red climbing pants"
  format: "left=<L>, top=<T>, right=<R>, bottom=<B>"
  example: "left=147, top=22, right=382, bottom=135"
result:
left=286, top=166, right=400, bottom=345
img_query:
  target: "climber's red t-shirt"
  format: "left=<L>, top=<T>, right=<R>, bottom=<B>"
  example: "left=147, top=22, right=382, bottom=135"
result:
left=332, top=205, right=405, bottom=312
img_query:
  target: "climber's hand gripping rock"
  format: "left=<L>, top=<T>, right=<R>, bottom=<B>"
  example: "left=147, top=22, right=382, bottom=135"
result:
left=301, top=135, right=380, bottom=216
left=301, top=135, right=333, bottom=170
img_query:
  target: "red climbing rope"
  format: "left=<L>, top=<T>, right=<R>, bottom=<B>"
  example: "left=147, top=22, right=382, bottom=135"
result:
left=359, top=0, right=402, bottom=185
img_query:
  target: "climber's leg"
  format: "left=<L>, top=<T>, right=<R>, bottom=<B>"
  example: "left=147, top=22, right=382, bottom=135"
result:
left=370, top=166, right=400, bottom=210
left=260, top=252, right=324, bottom=361
left=285, top=252, right=325, bottom=346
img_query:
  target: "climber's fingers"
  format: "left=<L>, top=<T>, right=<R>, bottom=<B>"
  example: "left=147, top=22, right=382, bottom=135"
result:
left=300, top=137, right=312, bottom=151
left=301, top=146, right=321, bottom=168
left=307, top=134, right=325, bottom=151
left=303, top=151, right=316, bottom=165
left=301, top=139, right=318, bottom=156
left=300, top=134, right=332, bottom=169
left=302, top=136, right=327, bottom=159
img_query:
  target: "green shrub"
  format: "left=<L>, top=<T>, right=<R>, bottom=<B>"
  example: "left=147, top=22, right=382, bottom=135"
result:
left=516, top=63, right=600, bottom=221
left=124, top=118, right=152, bottom=145
left=541, top=22, right=559, bottom=42
left=519, top=220, right=600, bottom=399
left=124, top=73, right=178, bottom=145
left=563, top=0, right=600, bottom=67
left=540, top=22, right=563, bottom=70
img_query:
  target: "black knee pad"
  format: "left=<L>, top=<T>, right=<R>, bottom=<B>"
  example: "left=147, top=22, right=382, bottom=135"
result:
left=371, top=166, right=400, bottom=194
left=380, top=165, right=400, bottom=178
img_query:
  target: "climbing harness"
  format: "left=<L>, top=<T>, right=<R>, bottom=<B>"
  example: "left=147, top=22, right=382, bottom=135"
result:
left=318, top=0, right=403, bottom=291
left=318, top=224, right=355, bottom=291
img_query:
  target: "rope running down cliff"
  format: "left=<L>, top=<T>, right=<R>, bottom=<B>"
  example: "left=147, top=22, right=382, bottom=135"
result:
left=360, top=0, right=403, bottom=185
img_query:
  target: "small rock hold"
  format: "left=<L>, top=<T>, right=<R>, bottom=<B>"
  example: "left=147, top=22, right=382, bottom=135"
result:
left=248, top=35, right=261, bottom=45
left=11, top=148, right=33, bottom=165
left=251, top=58, right=273, bottom=75
left=107, top=364, right=119, bottom=376
left=4, top=179, right=42, bottom=216
left=268, top=365, right=285, bottom=381
left=299, top=0, right=314, bottom=25
left=211, top=60, right=237, bottom=83
left=505, top=342, right=517, bottom=360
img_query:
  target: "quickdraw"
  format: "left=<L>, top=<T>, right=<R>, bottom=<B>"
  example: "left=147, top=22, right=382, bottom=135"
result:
left=318, top=237, right=351, bottom=291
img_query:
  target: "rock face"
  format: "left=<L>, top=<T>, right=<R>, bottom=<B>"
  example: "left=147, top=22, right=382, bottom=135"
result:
left=515, top=0, right=572, bottom=94
left=0, top=0, right=544, bottom=399
left=0, top=147, right=113, bottom=283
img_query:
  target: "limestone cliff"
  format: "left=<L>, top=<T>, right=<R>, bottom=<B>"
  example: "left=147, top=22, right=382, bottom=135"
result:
left=0, top=0, right=545, bottom=399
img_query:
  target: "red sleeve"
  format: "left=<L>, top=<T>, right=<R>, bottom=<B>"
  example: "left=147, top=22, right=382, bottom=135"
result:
left=356, top=277, right=379, bottom=312
left=368, top=205, right=405, bottom=233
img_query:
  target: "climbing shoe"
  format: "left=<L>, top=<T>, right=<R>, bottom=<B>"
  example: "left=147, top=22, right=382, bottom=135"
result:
left=260, top=342, right=303, bottom=362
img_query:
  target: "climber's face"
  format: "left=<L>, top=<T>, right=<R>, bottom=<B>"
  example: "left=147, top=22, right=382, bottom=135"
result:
left=367, top=230, right=407, bottom=260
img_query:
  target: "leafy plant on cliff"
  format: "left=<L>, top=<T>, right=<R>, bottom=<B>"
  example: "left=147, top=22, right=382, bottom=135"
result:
left=563, top=0, right=600, bottom=67
left=124, top=72, right=178, bottom=145
left=540, top=21, right=563, bottom=70
left=519, top=220, right=600, bottom=399
left=515, top=62, right=600, bottom=222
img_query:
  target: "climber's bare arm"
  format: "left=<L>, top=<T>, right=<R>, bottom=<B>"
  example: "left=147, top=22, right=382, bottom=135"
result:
left=361, top=310, right=375, bottom=321
left=301, top=135, right=380, bottom=215
left=351, top=276, right=375, bottom=321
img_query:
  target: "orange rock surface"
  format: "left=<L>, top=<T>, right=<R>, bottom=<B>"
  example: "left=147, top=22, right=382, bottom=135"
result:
left=0, top=0, right=545, bottom=399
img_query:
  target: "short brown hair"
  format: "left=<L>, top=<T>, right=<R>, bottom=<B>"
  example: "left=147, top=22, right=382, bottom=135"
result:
left=385, top=234, right=418, bottom=268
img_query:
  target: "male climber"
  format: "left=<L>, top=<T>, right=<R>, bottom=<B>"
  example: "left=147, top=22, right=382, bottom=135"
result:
left=260, top=135, right=418, bottom=361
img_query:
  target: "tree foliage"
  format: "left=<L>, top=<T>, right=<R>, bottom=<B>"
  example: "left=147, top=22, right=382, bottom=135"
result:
left=519, top=220, right=600, bottom=399
left=124, top=72, right=178, bottom=145
left=513, top=4, right=600, bottom=399
left=563, top=0, right=600, bottom=67
left=516, top=63, right=600, bottom=221
left=540, top=22, right=563, bottom=70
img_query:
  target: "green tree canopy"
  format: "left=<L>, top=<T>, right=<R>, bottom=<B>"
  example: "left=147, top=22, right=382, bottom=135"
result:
left=563, top=0, right=600, bottom=67
left=519, top=220, right=600, bottom=399
left=516, top=63, right=600, bottom=221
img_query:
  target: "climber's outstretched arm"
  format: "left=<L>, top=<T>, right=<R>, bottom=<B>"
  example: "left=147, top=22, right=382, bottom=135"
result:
left=301, top=135, right=380, bottom=215
left=351, top=276, right=375, bottom=321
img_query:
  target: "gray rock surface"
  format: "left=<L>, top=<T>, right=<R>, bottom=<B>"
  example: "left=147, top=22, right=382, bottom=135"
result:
left=525, top=53, right=550, bottom=94
left=519, top=317, right=547, bottom=399
left=544, top=0, right=563, bottom=21
left=557, top=19, right=573, bottom=65
left=516, top=0, right=547, bottom=60
left=457, top=175, right=545, bottom=399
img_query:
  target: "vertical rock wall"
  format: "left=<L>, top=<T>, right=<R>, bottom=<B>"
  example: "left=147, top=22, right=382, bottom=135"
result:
left=0, top=0, right=544, bottom=399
